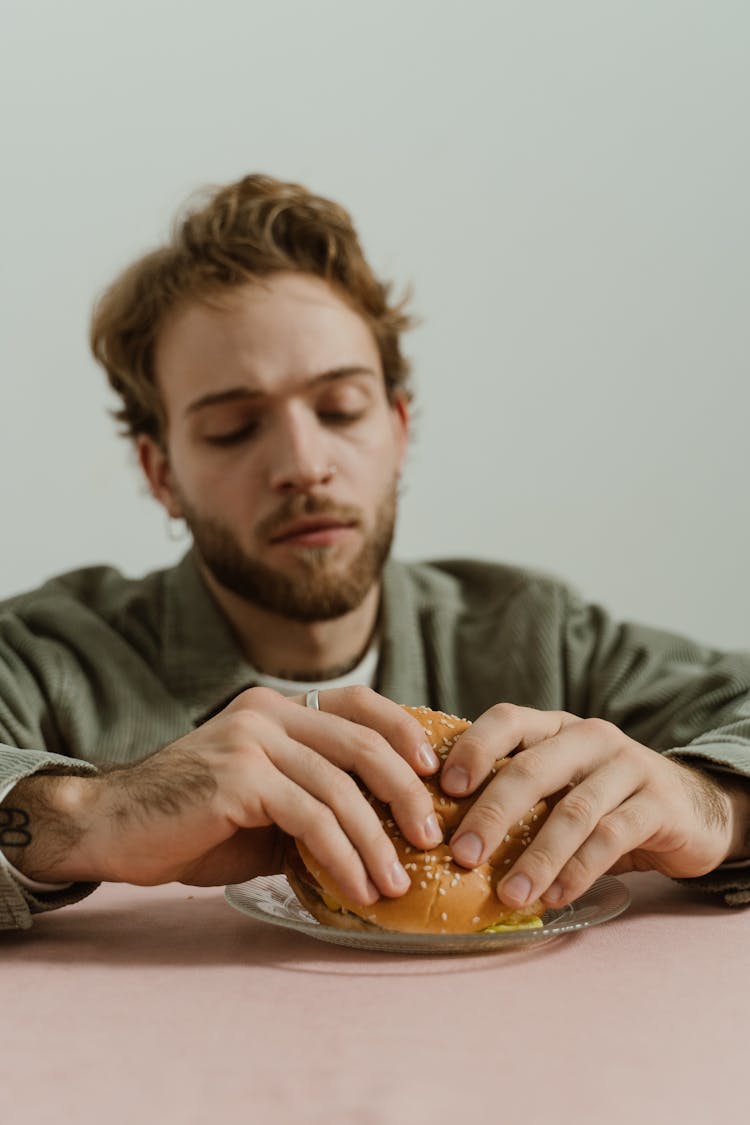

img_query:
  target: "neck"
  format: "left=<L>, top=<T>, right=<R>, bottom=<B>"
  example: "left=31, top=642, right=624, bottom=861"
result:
left=196, top=562, right=381, bottom=680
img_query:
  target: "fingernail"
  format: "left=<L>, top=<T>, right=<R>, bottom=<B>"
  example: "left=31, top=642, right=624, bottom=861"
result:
left=424, top=813, right=442, bottom=845
left=418, top=743, right=440, bottom=771
left=442, top=766, right=470, bottom=795
left=544, top=882, right=564, bottom=904
left=450, top=831, right=483, bottom=866
left=501, top=873, right=532, bottom=905
left=364, top=877, right=380, bottom=904
left=391, top=861, right=411, bottom=890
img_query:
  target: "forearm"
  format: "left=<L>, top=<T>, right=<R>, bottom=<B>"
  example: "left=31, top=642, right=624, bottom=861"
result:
left=670, top=758, right=750, bottom=864
left=0, top=774, right=104, bottom=884
left=721, top=775, right=750, bottom=862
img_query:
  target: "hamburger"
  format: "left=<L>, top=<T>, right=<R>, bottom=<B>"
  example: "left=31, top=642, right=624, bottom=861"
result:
left=284, top=705, right=550, bottom=934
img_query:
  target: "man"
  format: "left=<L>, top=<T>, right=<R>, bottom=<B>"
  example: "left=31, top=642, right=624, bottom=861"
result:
left=1, top=174, right=749, bottom=933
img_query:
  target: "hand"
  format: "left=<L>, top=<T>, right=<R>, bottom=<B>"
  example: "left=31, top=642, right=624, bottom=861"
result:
left=3, top=686, right=443, bottom=906
left=442, top=704, right=749, bottom=909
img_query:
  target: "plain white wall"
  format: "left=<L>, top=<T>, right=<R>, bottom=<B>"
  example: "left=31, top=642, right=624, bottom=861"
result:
left=2, top=0, right=748, bottom=648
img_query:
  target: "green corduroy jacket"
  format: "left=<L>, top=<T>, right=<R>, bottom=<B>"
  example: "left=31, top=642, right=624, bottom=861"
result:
left=2, top=551, right=749, bottom=930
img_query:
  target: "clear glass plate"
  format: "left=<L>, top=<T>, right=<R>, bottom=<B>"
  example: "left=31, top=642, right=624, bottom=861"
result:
left=224, top=873, right=631, bottom=955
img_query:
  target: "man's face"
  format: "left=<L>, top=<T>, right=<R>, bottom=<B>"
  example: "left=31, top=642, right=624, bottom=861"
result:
left=144, top=272, right=409, bottom=622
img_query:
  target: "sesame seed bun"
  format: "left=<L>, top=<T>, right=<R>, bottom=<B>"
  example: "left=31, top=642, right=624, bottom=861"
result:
left=284, top=705, right=549, bottom=934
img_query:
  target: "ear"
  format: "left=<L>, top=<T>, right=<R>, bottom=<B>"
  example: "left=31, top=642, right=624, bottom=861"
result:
left=391, top=394, right=410, bottom=475
left=136, top=435, right=184, bottom=519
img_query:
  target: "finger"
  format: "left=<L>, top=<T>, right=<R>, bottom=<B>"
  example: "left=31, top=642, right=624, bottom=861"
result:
left=312, top=685, right=443, bottom=776
left=264, top=735, right=416, bottom=900
left=492, top=760, right=641, bottom=908
left=254, top=758, right=382, bottom=907
left=279, top=691, right=443, bottom=851
left=440, top=704, right=579, bottom=797
left=537, top=792, right=658, bottom=906
left=449, top=717, right=628, bottom=869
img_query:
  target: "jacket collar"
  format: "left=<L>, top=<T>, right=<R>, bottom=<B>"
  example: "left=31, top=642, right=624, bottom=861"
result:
left=161, top=552, right=256, bottom=724
left=160, top=550, right=452, bottom=725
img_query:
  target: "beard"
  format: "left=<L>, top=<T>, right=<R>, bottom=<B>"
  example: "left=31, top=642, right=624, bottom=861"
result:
left=178, top=482, right=398, bottom=623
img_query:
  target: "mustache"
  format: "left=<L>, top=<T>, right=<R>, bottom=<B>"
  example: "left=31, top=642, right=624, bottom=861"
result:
left=257, top=494, right=363, bottom=540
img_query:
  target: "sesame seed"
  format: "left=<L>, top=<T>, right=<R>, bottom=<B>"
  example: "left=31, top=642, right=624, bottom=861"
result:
left=504, top=834, right=511, bottom=843
left=438, top=887, right=446, bottom=895
left=420, top=881, right=427, bottom=889
left=472, top=916, right=481, bottom=925
left=441, top=912, right=448, bottom=922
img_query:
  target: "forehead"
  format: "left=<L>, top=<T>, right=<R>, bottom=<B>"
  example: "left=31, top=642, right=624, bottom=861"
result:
left=154, top=272, right=382, bottom=407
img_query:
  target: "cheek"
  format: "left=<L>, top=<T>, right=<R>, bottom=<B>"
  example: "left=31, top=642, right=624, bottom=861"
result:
left=338, top=416, right=404, bottom=469
left=169, top=441, right=262, bottom=512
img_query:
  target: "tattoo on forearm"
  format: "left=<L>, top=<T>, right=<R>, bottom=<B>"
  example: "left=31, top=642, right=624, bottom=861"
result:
left=0, top=808, right=32, bottom=848
left=0, top=777, right=86, bottom=879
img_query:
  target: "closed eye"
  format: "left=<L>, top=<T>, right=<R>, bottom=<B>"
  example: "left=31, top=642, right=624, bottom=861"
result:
left=319, top=410, right=364, bottom=426
left=204, top=422, right=259, bottom=446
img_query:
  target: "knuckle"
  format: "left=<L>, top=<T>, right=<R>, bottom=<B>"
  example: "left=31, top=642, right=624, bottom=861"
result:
left=361, top=818, right=396, bottom=859
left=354, top=726, right=389, bottom=763
left=560, top=849, right=594, bottom=889
left=523, top=844, right=558, bottom=880
left=400, top=772, right=434, bottom=808
left=302, top=802, right=339, bottom=848
left=381, top=771, right=431, bottom=819
left=231, top=685, right=279, bottom=714
left=600, top=804, right=644, bottom=844
left=581, top=717, right=617, bottom=742
left=447, top=731, right=483, bottom=760
left=557, top=789, right=596, bottom=827
left=395, top=712, right=427, bottom=749
left=346, top=684, right=375, bottom=708
left=322, top=767, right=360, bottom=809
left=465, top=801, right=508, bottom=837
left=506, top=748, right=546, bottom=784
left=223, top=710, right=261, bottom=749
left=595, top=816, right=627, bottom=848
left=489, top=702, right=521, bottom=734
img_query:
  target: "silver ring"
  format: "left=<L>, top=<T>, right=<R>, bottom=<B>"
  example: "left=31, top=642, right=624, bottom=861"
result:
left=305, top=689, right=320, bottom=710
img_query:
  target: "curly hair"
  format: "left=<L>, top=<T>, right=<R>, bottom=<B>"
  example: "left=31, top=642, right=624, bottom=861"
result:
left=90, top=174, right=415, bottom=446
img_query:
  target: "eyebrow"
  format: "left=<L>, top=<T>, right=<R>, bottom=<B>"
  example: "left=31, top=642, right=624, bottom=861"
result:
left=184, top=365, right=378, bottom=416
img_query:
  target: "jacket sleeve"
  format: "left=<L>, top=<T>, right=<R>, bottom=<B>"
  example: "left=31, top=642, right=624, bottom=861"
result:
left=0, top=613, right=100, bottom=931
left=562, top=587, right=750, bottom=904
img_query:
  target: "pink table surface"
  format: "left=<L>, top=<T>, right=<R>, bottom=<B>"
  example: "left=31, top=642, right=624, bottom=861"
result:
left=1, top=871, right=747, bottom=1125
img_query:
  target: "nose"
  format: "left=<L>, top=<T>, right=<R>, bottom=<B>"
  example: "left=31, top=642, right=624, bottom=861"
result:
left=268, top=407, right=336, bottom=493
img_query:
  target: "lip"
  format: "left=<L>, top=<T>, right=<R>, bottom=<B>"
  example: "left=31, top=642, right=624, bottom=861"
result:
left=269, top=517, right=358, bottom=547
